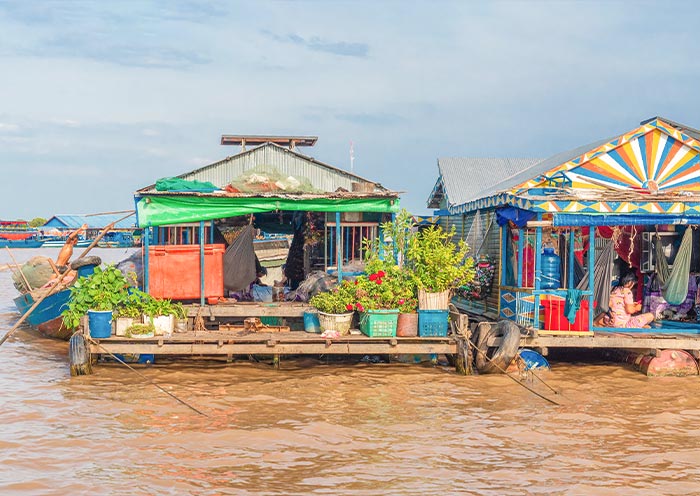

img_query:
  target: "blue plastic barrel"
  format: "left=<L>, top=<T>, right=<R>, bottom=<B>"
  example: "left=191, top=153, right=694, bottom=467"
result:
left=303, top=310, right=321, bottom=333
left=540, top=247, right=561, bottom=289
left=88, top=310, right=113, bottom=338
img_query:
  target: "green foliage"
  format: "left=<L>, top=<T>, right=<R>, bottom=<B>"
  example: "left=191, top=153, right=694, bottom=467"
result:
left=364, top=209, right=416, bottom=267
left=62, top=265, right=131, bottom=329
left=125, top=322, right=155, bottom=338
left=309, top=281, right=356, bottom=314
left=406, top=226, right=475, bottom=293
left=142, top=297, right=182, bottom=318
left=350, top=265, right=417, bottom=311
left=29, top=217, right=47, bottom=228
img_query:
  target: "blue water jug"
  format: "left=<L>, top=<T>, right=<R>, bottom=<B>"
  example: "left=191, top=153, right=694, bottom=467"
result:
left=540, top=247, right=561, bottom=289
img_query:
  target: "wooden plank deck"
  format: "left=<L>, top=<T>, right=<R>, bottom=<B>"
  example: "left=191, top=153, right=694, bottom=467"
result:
left=185, top=302, right=310, bottom=319
left=487, top=331, right=700, bottom=351
left=88, top=330, right=457, bottom=356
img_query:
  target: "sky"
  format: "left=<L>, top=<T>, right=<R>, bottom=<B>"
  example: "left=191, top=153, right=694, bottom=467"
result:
left=1, top=0, right=700, bottom=220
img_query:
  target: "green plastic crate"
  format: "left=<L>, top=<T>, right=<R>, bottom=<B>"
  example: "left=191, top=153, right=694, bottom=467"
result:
left=359, top=310, right=399, bottom=337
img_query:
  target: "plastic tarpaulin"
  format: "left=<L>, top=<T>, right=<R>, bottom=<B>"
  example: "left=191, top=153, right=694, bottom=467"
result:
left=223, top=224, right=256, bottom=292
left=155, top=177, right=218, bottom=192
left=136, top=195, right=399, bottom=227
left=554, top=213, right=700, bottom=227
left=495, top=207, right=536, bottom=228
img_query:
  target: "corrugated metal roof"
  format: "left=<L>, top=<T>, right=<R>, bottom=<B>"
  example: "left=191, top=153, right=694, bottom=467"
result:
left=641, top=116, right=700, bottom=141
left=473, top=136, right=614, bottom=201
left=431, top=158, right=542, bottom=208
left=138, top=142, right=389, bottom=194
left=43, top=212, right=136, bottom=230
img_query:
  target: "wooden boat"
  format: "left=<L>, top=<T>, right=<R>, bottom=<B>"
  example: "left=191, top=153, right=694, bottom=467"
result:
left=12, top=257, right=102, bottom=340
left=0, top=220, right=44, bottom=248
left=13, top=289, right=73, bottom=340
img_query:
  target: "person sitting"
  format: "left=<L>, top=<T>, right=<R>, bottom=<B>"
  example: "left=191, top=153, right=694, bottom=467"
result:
left=56, top=224, right=88, bottom=267
left=609, top=272, right=659, bottom=328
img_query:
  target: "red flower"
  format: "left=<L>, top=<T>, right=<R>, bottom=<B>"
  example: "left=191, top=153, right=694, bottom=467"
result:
left=356, top=303, right=365, bottom=312
left=354, top=280, right=359, bottom=285
left=377, top=271, right=386, bottom=278
left=376, top=279, right=383, bottom=285
left=369, top=273, right=378, bottom=281
left=398, top=299, right=405, bottom=305
left=346, top=304, right=353, bottom=311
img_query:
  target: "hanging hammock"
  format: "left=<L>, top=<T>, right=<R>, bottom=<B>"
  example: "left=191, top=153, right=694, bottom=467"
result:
left=657, top=228, right=693, bottom=305
left=577, top=237, right=614, bottom=314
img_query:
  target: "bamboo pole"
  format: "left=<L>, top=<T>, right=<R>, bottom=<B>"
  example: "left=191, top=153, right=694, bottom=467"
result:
left=76, top=211, right=135, bottom=259
left=5, top=247, right=32, bottom=291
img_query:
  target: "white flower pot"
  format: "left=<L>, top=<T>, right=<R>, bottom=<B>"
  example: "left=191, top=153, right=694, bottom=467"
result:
left=144, top=315, right=175, bottom=336
left=115, top=317, right=135, bottom=337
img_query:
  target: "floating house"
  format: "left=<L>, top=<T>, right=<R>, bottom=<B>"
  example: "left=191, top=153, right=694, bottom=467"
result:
left=134, top=135, right=399, bottom=306
left=42, top=212, right=138, bottom=247
left=428, top=117, right=700, bottom=343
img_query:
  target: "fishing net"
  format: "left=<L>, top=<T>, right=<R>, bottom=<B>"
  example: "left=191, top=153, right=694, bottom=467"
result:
left=12, top=256, right=55, bottom=292
left=228, top=166, right=320, bottom=194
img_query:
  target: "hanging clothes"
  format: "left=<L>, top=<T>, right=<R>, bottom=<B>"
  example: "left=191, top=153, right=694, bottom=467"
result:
left=564, top=289, right=586, bottom=324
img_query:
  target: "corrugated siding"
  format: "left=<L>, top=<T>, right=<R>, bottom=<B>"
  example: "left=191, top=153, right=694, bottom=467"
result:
left=438, top=209, right=501, bottom=315
left=181, top=145, right=360, bottom=193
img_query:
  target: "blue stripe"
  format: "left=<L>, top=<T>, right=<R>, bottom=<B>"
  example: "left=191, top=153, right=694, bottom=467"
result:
left=658, top=154, right=700, bottom=188
left=638, top=134, right=647, bottom=175
left=654, top=135, right=676, bottom=180
left=607, top=149, right=641, bottom=182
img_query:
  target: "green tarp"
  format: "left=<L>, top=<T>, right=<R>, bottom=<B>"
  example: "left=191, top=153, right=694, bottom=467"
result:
left=155, top=177, right=218, bottom=192
left=136, top=194, right=400, bottom=227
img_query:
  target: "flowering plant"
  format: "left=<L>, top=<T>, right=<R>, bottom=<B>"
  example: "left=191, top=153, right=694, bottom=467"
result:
left=349, top=262, right=417, bottom=312
left=309, top=281, right=356, bottom=314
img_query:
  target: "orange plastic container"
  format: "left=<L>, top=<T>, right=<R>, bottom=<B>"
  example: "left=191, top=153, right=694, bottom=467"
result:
left=541, top=296, right=593, bottom=332
left=148, top=244, right=225, bottom=301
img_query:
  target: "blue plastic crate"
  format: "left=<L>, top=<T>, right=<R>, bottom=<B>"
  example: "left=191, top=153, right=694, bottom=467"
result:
left=418, top=310, right=449, bottom=337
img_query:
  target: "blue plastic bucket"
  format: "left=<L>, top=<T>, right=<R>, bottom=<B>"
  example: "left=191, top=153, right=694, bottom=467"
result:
left=88, top=310, right=113, bottom=338
left=303, top=310, right=321, bottom=333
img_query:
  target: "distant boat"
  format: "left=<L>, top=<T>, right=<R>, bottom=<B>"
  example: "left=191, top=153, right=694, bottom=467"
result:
left=96, top=231, right=135, bottom=248
left=0, top=220, right=44, bottom=248
left=41, top=238, right=91, bottom=248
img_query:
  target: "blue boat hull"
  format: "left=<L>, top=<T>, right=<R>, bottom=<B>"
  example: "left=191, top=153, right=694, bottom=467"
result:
left=13, top=290, right=73, bottom=340
left=0, top=239, right=44, bottom=248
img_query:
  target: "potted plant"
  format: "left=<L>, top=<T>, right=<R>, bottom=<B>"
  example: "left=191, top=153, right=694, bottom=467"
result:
left=113, top=288, right=151, bottom=336
left=142, top=298, right=180, bottom=336
left=125, top=321, right=155, bottom=339
left=62, top=264, right=131, bottom=338
left=309, top=281, right=355, bottom=335
left=172, top=302, right=188, bottom=333
left=406, top=226, right=475, bottom=310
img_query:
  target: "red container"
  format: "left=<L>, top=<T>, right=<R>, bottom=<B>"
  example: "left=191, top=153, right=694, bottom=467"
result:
left=148, top=244, right=225, bottom=301
left=541, top=296, right=592, bottom=332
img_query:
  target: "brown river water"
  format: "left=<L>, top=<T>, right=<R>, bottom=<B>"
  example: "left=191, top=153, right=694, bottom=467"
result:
left=2, top=249, right=700, bottom=495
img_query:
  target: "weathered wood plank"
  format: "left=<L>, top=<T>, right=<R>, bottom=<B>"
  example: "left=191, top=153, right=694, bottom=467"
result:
left=185, top=303, right=310, bottom=318
left=89, top=341, right=456, bottom=355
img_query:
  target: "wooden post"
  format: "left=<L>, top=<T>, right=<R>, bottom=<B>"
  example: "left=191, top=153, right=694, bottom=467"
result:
left=533, top=215, right=543, bottom=330
left=588, top=226, right=596, bottom=331
left=273, top=354, right=280, bottom=370
left=455, top=336, right=470, bottom=375
left=200, top=221, right=205, bottom=307
left=335, top=212, right=343, bottom=282
left=144, top=226, right=150, bottom=293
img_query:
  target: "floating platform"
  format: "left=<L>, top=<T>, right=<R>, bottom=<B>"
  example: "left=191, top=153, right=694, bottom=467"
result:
left=87, top=330, right=456, bottom=357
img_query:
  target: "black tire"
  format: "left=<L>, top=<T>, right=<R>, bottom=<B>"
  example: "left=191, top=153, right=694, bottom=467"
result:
left=70, top=256, right=102, bottom=270
left=475, top=320, right=521, bottom=374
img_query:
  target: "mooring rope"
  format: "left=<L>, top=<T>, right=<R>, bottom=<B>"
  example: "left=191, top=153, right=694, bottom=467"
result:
left=88, top=337, right=209, bottom=417
left=467, top=339, right=561, bottom=406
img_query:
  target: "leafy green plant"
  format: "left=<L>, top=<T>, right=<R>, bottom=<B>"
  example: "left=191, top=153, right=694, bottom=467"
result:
left=142, top=297, right=183, bottom=318
left=349, top=264, right=417, bottom=311
left=62, top=265, right=131, bottom=329
left=309, top=281, right=356, bottom=314
left=406, top=226, right=475, bottom=293
left=125, top=322, right=155, bottom=338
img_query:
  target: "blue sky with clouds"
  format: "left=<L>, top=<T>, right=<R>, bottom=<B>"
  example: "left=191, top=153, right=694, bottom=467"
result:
left=1, top=0, right=699, bottom=220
